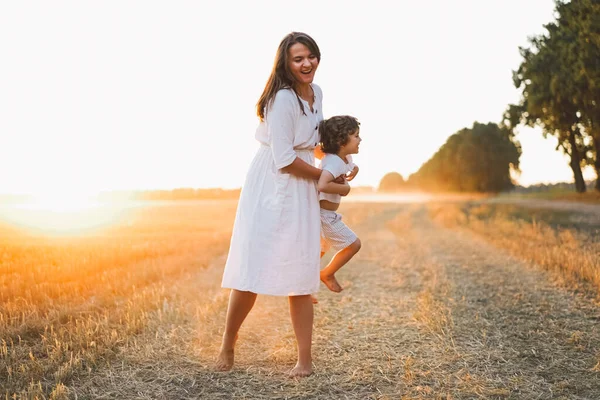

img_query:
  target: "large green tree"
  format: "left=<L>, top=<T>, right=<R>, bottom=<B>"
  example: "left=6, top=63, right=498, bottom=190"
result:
left=512, top=0, right=600, bottom=192
left=559, top=0, right=600, bottom=190
left=513, top=23, right=587, bottom=192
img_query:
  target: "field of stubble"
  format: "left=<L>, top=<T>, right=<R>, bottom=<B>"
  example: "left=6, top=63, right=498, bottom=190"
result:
left=2, top=198, right=600, bottom=399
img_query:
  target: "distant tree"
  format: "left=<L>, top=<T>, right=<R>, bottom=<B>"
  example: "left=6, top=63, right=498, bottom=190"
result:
left=408, top=122, right=521, bottom=193
left=378, top=172, right=405, bottom=192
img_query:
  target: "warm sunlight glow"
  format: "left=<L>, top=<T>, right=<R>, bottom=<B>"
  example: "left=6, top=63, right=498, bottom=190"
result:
left=25, top=192, right=100, bottom=212
left=0, top=193, right=129, bottom=235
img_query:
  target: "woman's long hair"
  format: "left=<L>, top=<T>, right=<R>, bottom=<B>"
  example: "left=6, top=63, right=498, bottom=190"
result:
left=256, top=32, right=321, bottom=121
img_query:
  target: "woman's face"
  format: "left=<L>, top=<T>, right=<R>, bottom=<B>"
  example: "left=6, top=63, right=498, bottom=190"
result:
left=287, top=43, right=319, bottom=85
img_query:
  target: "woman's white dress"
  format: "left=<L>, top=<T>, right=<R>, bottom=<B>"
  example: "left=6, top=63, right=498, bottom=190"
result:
left=221, top=84, right=324, bottom=296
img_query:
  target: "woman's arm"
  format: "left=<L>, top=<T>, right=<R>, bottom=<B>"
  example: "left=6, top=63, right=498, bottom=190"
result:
left=317, top=170, right=350, bottom=196
left=281, top=157, right=321, bottom=180
left=281, top=157, right=348, bottom=185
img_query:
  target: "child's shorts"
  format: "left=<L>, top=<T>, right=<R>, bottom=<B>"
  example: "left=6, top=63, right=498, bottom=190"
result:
left=320, top=209, right=357, bottom=253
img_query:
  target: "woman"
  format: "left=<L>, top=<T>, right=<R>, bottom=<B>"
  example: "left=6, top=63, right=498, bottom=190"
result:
left=216, top=32, right=350, bottom=377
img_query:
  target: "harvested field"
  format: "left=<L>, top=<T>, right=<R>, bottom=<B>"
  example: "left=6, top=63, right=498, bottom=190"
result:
left=2, top=198, right=600, bottom=399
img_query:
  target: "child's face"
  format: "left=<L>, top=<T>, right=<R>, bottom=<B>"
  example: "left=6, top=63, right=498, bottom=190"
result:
left=340, top=129, right=361, bottom=155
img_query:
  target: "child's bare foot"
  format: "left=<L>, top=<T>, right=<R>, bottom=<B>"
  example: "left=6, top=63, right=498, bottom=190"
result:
left=320, top=271, right=343, bottom=293
left=215, top=333, right=238, bottom=371
left=311, top=294, right=318, bottom=304
left=289, top=362, right=312, bottom=378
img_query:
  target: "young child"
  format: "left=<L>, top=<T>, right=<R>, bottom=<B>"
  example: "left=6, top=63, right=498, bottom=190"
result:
left=316, top=115, right=362, bottom=293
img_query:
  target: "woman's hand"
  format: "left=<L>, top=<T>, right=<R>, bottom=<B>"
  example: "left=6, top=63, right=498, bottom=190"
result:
left=346, top=165, right=359, bottom=181
left=318, top=171, right=351, bottom=196
left=333, top=175, right=346, bottom=184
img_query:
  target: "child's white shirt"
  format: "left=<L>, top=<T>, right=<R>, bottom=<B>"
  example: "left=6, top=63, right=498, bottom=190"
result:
left=318, top=154, right=355, bottom=204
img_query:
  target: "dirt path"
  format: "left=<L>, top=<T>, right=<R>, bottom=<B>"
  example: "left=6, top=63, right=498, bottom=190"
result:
left=73, top=203, right=600, bottom=399
left=401, top=206, right=600, bottom=399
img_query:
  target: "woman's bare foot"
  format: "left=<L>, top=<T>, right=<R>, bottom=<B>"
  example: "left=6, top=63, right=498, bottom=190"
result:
left=320, top=271, right=342, bottom=293
left=310, top=294, right=318, bottom=304
left=215, top=333, right=238, bottom=371
left=215, top=348, right=234, bottom=371
left=289, top=362, right=312, bottom=378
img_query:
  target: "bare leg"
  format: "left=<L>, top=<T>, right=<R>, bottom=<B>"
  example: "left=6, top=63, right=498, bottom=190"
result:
left=215, top=289, right=257, bottom=371
left=288, top=294, right=313, bottom=377
left=320, top=239, right=361, bottom=293
left=311, top=251, right=327, bottom=304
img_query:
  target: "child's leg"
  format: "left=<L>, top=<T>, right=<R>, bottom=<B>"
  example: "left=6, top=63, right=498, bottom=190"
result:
left=288, top=294, right=314, bottom=377
left=215, top=289, right=257, bottom=371
left=320, top=238, right=361, bottom=293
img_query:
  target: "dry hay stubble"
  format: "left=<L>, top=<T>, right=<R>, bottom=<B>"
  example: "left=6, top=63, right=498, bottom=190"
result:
left=413, top=203, right=600, bottom=399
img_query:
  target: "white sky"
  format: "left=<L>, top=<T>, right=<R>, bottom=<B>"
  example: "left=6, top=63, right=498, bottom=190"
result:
left=0, top=0, right=593, bottom=196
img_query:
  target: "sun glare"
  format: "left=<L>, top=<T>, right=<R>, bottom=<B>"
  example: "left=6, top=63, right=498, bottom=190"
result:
left=0, top=192, right=130, bottom=235
left=24, top=193, right=100, bottom=212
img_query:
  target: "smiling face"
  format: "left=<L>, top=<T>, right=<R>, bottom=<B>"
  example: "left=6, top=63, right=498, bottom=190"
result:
left=257, top=32, right=321, bottom=120
left=287, top=42, right=319, bottom=86
left=340, top=129, right=362, bottom=155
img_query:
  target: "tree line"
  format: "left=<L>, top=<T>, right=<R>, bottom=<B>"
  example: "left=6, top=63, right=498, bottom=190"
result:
left=379, top=123, right=521, bottom=193
left=380, top=0, right=599, bottom=193
left=409, top=122, right=520, bottom=192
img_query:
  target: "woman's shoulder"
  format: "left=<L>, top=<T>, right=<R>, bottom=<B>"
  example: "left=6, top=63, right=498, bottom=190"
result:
left=312, top=83, right=323, bottom=98
left=266, top=88, right=298, bottom=117
left=274, top=87, right=296, bottom=101
left=269, top=88, right=298, bottom=111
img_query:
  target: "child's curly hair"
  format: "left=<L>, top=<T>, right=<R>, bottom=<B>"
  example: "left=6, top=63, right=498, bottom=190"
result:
left=319, top=115, right=360, bottom=154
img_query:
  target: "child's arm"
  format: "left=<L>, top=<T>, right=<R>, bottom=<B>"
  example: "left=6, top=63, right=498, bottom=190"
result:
left=346, top=165, right=359, bottom=181
left=345, top=154, right=359, bottom=181
left=317, top=170, right=351, bottom=196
